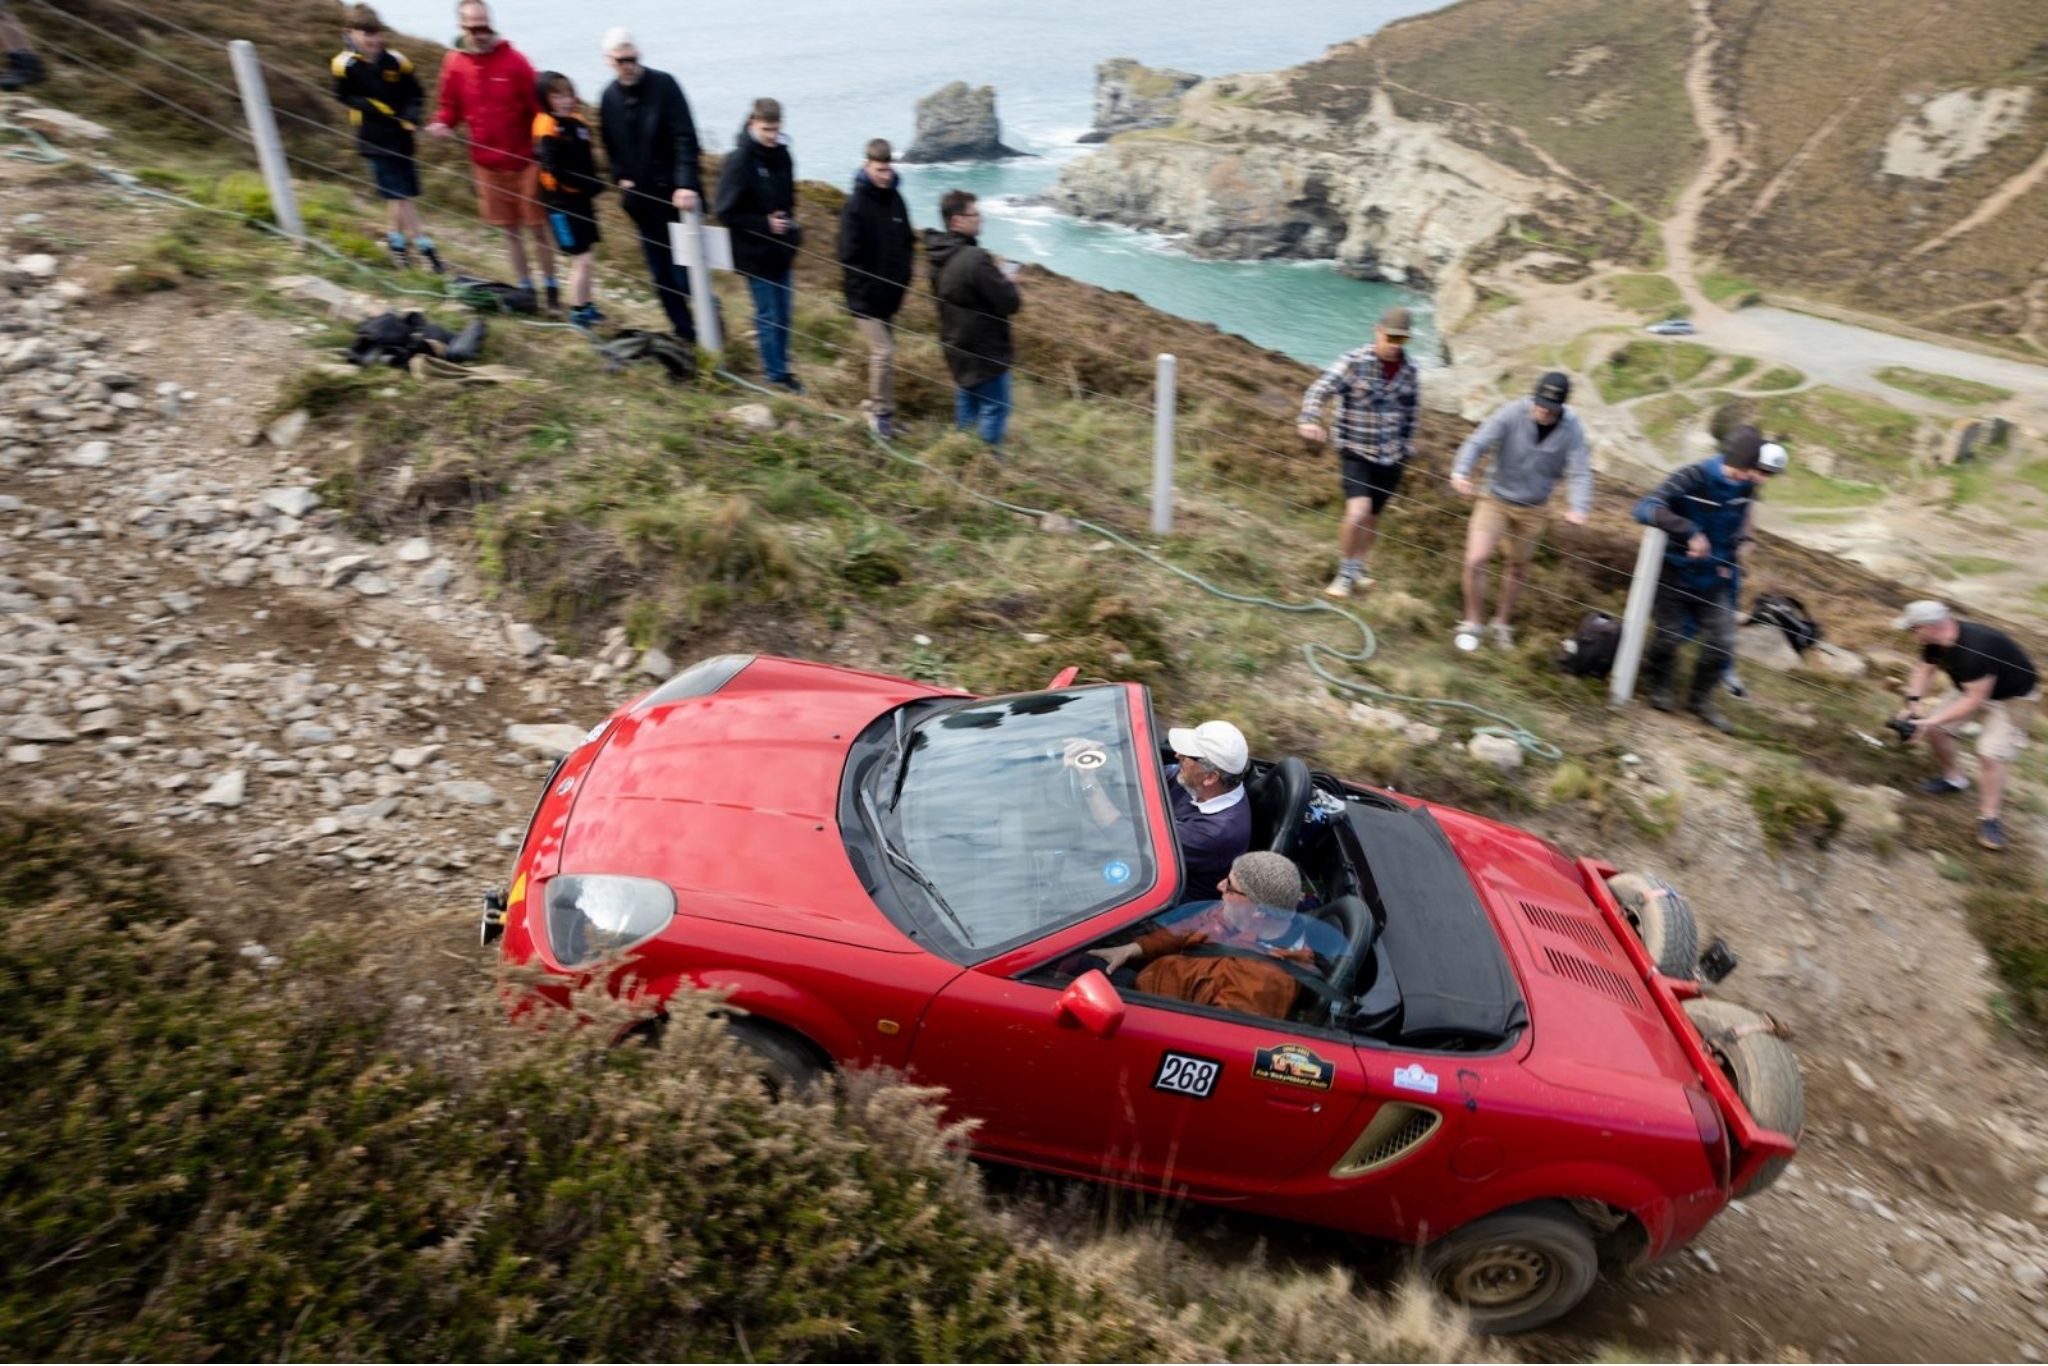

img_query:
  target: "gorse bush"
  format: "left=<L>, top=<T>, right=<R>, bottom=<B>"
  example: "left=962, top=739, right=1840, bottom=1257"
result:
left=1, top=808, right=1493, bottom=1363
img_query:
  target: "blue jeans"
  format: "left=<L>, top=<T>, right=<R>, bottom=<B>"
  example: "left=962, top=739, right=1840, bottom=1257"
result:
left=745, top=272, right=794, bottom=381
left=626, top=203, right=695, bottom=340
left=954, top=371, right=1012, bottom=447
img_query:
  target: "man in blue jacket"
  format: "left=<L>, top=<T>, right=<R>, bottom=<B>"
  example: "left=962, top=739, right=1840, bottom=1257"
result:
left=1634, top=426, right=1770, bottom=733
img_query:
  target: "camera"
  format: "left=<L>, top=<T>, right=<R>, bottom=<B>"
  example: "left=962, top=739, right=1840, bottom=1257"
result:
left=1884, top=716, right=1919, bottom=744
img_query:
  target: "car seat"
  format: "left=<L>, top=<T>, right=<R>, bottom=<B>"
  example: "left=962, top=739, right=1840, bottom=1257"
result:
left=1245, top=756, right=1313, bottom=858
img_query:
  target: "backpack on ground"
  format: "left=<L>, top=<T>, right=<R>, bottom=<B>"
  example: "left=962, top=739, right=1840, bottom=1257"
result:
left=1558, top=611, right=1622, bottom=678
left=345, top=312, right=486, bottom=369
left=597, top=328, right=698, bottom=381
left=448, top=274, right=537, bottom=316
left=1745, top=592, right=1821, bottom=655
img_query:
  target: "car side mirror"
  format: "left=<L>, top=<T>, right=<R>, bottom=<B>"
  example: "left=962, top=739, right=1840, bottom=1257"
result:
left=1054, top=969, right=1125, bottom=1038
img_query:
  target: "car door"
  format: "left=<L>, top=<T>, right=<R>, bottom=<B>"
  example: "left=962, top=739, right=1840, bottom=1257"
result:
left=909, top=968, right=1369, bottom=1200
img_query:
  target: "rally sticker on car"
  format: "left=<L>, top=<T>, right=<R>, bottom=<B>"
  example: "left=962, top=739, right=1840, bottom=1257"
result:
left=1392, top=1063, right=1440, bottom=1095
left=1252, top=1043, right=1335, bottom=1091
left=1153, top=1050, right=1222, bottom=1099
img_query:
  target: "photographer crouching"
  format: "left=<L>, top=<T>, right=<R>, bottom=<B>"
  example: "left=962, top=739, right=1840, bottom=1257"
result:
left=1892, top=600, right=2040, bottom=852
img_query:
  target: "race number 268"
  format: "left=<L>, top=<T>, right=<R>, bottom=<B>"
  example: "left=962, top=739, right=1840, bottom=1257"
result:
left=1153, top=1050, right=1220, bottom=1099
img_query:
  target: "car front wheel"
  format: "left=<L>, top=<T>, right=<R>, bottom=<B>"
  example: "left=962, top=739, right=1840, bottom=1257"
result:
left=1423, top=1204, right=1600, bottom=1333
left=725, top=1018, right=826, bottom=1100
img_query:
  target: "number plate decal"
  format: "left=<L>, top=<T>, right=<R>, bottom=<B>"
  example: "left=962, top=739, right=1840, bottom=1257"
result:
left=1153, top=1050, right=1222, bottom=1100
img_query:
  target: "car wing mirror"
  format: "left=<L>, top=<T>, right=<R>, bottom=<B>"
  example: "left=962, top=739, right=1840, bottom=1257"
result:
left=1054, top=969, right=1125, bottom=1038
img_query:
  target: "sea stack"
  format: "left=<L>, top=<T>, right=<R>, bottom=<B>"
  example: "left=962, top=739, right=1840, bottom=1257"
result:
left=1079, top=58, right=1200, bottom=143
left=901, top=82, right=1022, bottom=162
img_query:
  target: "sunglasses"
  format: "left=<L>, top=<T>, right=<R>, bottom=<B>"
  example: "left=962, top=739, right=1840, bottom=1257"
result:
left=609, top=53, right=640, bottom=65
left=463, top=24, right=494, bottom=35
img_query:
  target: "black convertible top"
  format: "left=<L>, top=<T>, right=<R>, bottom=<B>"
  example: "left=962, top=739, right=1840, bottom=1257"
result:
left=1347, top=799, right=1524, bottom=1043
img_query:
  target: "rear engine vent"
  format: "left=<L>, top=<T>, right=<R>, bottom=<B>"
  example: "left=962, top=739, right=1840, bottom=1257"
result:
left=1520, top=900, right=1614, bottom=956
left=1331, top=1102, right=1442, bottom=1178
left=1543, top=946, right=1644, bottom=1008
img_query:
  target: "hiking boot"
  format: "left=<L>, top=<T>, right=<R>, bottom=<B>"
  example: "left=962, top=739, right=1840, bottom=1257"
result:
left=1688, top=698, right=1735, bottom=735
left=386, top=237, right=412, bottom=271
left=1487, top=622, right=1515, bottom=650
left=569, top=303, right=603, bottom=330
left=1453, top=620, right=1482, bottom=653
left=772, top=374, right=806, bottom=396
left=865, top=410, right=895, bottom=440
left=1978, top=817, right=2007, bottom=852
left=1919, top=774, right=1970, bottom=797
left=544, top=281, right=562, bottom=314
left=418, top=243, right=445, bottom=275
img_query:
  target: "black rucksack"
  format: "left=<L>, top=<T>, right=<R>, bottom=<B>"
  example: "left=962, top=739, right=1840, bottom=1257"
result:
left=1558, top=611, right=1622, bottom=678
left=1746, top=592, right=1821, bottom=655
left=597, top=329, right=698, bottom=381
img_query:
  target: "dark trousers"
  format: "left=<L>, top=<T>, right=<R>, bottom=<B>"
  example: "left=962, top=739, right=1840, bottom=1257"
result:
left=625, top=202, right=695, bottom=340
left=1644, top=571, right=1737, bottom=701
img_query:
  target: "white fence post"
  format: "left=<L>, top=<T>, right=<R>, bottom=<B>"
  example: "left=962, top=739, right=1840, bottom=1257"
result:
left=1609, top=526, right=1669, bottom=705
left=669, top=210, right=723, bottom=359
left=1151, top=353, right=1177, bottom=536
left=227, top=40, right=303, bottom=244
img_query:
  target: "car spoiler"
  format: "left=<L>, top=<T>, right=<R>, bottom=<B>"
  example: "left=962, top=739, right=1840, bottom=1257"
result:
left=1577, top=857, right=1798, bottom=1193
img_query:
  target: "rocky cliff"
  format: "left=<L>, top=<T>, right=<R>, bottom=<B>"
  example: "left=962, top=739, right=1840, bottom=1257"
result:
left=1052, top=75, right=1549, bottom=288
left=901, top=82, right=1021, bottom=163
left=1078, top=59, right=1201, bottom=144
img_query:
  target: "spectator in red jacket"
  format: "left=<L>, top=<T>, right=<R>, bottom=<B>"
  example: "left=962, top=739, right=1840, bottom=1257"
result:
left=427, top=1, right=558, bottom=308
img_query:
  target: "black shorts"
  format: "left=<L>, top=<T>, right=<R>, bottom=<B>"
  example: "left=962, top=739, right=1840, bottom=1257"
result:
left=547, top=206, right=601, bottom=256
left=364, top=154, right=420, bottom=201
left=1339, top=454, right=1405, bottom=512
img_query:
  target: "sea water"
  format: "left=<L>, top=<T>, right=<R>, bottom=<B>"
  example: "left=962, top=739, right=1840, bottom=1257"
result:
left=373, top=0, right=1447, bottom=366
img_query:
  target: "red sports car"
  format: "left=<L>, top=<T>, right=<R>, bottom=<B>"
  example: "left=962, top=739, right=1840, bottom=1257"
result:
left=486, top=654, right=1803, bottom=1332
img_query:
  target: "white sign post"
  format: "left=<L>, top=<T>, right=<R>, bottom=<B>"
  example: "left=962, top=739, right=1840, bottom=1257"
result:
left=1151, top=353, right=1177, bottom=536
left=1609, top=526, right=1669, bottom=706
left=668, top=211, right=729, bottom=357
left=227, top=40, right=304, bottom=244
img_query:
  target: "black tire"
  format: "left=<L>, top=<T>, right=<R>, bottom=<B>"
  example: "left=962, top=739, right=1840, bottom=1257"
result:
left=1605, top=871, right=1699, bottom=980
left=1683, top=998, right=1803, bottom=1197
left=725, top=1018, right=825, bottom=1101
left=1422, top=1204, right=1600, bottom=1334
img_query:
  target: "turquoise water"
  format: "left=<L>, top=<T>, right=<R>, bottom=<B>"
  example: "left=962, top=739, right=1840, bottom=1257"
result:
left=373, top=0, right=1446, bottom=365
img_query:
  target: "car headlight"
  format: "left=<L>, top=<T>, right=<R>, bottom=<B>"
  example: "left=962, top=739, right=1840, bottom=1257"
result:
left=542, top=875, right=676, bottom=968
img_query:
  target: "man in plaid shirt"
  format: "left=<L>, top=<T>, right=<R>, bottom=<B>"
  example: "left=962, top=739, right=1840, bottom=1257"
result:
left=1296, top=306, right=1420, bottom=597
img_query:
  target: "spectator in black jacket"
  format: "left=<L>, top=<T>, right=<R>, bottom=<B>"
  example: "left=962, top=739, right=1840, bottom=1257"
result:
left=923, top=190, right=1020, bottom=449
left=598, top=28, right=702, bottom=344
left=331, top=6, right=441, bottom=273
left=837, top=138, right=915, bottom=437
left=715, top=98, right=801, bottom=392
left=1631, top=425, right=1771, bottom=734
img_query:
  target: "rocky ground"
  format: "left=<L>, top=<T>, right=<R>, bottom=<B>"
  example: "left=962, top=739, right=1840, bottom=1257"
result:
left=7, top=146, right=2048, bottom=1363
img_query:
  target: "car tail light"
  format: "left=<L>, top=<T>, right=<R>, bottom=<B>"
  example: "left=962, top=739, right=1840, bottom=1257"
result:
left=1686, top=1082, right=1731, bottom=1191
left=541, top=875, right=676, bottom=968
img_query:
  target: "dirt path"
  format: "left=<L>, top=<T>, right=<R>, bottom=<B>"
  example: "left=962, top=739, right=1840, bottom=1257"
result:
left=1907, top=138, right=2048, bottom=260
left=1657, top=0, right=1747, bottom=322
left=11, top=153, right=2048, bottom=1364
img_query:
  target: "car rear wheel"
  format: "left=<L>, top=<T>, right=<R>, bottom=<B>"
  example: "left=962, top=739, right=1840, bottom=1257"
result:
left=1605, top=871, right=1699, bottom=980
left=725, top=1018, right=825, bottom=1100
left=1423, top=1204, right=1599, bottom=1334
left=1683, top=998, right=1803, bottom=1197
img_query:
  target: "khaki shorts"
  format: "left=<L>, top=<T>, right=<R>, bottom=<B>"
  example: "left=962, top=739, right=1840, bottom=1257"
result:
left=473, top=163, right=545, bottom=228
left=1470, top=495, right=1549, bottom=568
left=1931, top=689, right=2039, bottom=762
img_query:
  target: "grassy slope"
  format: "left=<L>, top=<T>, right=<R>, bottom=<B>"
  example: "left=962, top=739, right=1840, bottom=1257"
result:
left=1701, top=0, right=2048, bottom=352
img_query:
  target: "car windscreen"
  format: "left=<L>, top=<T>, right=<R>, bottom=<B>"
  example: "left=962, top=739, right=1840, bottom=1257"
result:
left=878, top=688, right=1157, bottom=954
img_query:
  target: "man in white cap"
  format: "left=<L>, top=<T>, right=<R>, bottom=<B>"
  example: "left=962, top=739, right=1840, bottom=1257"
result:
left=1893, top=600, right=2039, bottom=851
left=597, top=27, right=704, bottom=346
left=1067, top=718, right=1252, bottom=893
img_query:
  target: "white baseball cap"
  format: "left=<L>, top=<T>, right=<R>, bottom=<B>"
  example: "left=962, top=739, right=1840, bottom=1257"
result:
left=602, top=26, right=637, bottom=55
left=1759, top=441, right=1788, bottom=474
left=1167, top=720, right=1250, bottom=776
left=1892, top=600, right=1952, bottom=630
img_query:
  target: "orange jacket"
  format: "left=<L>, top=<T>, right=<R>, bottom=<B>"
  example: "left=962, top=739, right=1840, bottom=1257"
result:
left=1133, top=904, right=1313, bottom=1020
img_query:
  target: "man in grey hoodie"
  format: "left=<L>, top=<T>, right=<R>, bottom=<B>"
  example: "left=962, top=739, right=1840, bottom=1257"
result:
left=1448, top=371, right=1592, bottom=652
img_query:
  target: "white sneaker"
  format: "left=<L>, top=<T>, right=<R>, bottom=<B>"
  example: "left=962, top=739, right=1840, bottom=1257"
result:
left=1487, top=622, right=1515, bottom=650
left=1323, top=575, right=1353, bottom=599
left=1453, top=620, right=1482, bottom=652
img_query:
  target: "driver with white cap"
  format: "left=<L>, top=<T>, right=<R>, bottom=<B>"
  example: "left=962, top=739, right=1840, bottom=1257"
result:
left=1066, top=718, right=1252, bottom=895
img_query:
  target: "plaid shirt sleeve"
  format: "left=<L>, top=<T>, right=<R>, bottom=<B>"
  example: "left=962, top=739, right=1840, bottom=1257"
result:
left=1298, top=356, right=1349, bottom=427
